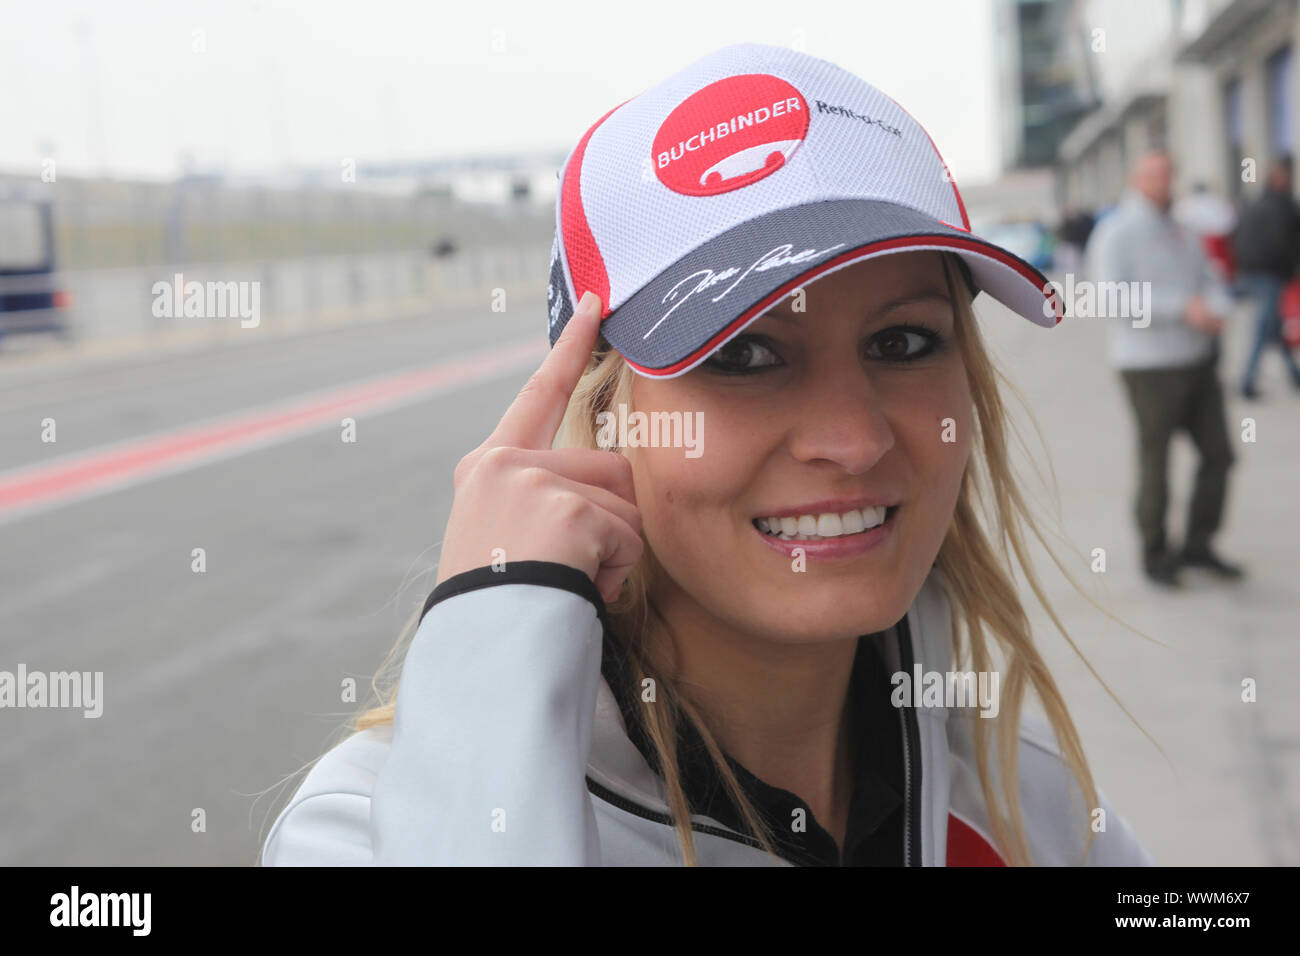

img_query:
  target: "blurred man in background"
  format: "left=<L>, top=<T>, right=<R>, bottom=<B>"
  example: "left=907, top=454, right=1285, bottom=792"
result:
left=1233, top=156, right=1300, bottom=400
left=1086, top=150, right=1242, bottom=587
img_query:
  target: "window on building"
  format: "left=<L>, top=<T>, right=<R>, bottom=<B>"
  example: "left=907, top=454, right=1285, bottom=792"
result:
left=1266, top=45, right=1293, bottom=157
left=1224, top=76, right=1243, bottom=200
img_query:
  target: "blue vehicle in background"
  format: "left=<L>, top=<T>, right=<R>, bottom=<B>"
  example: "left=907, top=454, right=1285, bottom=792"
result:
left=975, top=220, right=1055, bottom=273
left=0, top=187, right=72, bottom=348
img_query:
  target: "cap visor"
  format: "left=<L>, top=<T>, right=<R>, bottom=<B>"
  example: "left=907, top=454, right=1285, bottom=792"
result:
left=600, top=198, right=1062, bottom=378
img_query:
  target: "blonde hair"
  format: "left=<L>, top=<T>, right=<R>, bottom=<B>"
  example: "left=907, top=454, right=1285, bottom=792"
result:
left=331, top=251, right=1154, bottom=866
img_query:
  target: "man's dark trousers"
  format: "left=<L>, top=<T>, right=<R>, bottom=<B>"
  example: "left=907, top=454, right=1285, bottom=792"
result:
left=1119, top=353, right=1235, bottom=568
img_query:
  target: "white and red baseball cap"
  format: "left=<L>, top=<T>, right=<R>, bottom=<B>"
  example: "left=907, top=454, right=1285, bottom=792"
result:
left=546, top=42, right=1063, bottom=378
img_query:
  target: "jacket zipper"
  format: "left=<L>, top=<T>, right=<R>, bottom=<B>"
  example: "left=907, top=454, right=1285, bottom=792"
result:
left=584, top=776, right=769, bottom=851
left=897, top=614, right=924, bottom=866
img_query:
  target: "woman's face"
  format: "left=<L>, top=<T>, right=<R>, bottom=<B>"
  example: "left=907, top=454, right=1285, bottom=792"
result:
left=628, top=250, right=972, bottom=645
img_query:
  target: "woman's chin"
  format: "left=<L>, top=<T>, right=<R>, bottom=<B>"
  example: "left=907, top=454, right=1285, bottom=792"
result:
left=731, top=596, right=907, bottom=644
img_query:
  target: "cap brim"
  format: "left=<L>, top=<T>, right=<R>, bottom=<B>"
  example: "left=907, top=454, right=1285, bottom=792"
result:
left=599, top=199, right=1063, bottom=378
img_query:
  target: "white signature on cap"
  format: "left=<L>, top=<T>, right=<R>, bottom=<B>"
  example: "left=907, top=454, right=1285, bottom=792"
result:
left=647, top=241, right=845, bottom=339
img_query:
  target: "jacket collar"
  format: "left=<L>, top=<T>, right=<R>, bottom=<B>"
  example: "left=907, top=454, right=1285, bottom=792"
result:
left=585, top=564, right=956, bottom=826
left=1120, top=188, right=1174, bottom=223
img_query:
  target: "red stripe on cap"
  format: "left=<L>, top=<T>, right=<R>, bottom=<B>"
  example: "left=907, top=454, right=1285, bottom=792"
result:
left=878, top=89, right=971, bottom=232
left=560, top=101, right=629, bottom=321
left=624, top=234, right=1063, bottom=377
left=946, top=814, right=1006, bottom=866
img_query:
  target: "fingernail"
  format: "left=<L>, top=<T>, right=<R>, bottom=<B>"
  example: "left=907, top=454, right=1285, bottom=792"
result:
left=576, top=291, right=597, bottom=315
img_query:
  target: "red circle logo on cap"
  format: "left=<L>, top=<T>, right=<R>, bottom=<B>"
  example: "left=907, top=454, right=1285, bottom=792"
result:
left=653, top=74, right=808, bottom=197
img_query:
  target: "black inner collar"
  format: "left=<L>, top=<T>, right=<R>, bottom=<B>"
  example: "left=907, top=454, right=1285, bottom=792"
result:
left=599, top=622, right=905, bottom=866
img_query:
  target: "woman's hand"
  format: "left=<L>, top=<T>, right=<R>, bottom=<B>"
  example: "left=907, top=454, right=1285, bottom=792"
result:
left=436, top=292, right=644, bottom=604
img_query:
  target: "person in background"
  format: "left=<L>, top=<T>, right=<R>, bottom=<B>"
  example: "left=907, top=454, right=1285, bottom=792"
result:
left=1054, top=208, right=1096, bottom=278
left=1232, top=155, right=1300, bottom=400
left=1085, top=150, right=1242, bottom=587
left=1174, top=182, right=1237, bottom=289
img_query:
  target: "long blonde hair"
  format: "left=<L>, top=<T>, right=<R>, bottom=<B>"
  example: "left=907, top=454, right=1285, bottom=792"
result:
left=326, top=251, right=1154, bottom=866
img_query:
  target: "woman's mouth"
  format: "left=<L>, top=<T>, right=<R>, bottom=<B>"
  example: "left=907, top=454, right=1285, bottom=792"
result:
left=753, top=504, right=895, bottom=540
left=750, top=504, right=899, bottom=560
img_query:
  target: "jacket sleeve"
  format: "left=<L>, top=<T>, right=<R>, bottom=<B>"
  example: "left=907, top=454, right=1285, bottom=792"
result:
left=1085, top=787, right=1157, bottom=866
left=1290, top=198, right=1300, bottom=275
left=1194, top=234, right=1235, bottom=321
left=261, top=560, right=608, bottom=866
left=1015, top=713, right=1157, bottom=866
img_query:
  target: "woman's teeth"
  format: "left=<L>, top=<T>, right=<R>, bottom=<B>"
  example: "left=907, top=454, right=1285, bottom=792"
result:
left=754, top=506, right=891, bottom=540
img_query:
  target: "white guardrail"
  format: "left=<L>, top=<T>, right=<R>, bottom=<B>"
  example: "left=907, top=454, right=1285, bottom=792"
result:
left=0, top=244, right=550, bottom=349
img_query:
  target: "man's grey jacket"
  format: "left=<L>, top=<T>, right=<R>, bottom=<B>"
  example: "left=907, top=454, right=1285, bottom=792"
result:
left=1085, top=189, right=1231, bottom=371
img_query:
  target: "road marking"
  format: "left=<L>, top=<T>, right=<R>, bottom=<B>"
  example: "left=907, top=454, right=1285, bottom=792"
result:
left=0, top=338, right=548, bottom=525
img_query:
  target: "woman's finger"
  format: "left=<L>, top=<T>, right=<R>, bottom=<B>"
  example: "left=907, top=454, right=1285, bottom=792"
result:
left=489, top=291, right=603, bottom=451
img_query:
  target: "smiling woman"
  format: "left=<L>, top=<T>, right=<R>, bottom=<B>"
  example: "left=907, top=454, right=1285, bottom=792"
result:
left=631, top=253, right=965, bottom=621
left=260, top=42, right=1153, bottom=868
left=527, top=250, right=1135, bottom=865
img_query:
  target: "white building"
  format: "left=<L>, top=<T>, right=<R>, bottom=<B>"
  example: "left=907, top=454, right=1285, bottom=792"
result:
left=1058, top=0, right=1298, bottom=210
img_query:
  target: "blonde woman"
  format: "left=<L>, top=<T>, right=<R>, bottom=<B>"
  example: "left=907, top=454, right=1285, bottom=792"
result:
left=261, top=43, right=1154, bottom=866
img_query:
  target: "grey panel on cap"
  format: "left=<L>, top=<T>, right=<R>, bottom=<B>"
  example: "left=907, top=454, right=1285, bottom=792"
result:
left=599, top=199, right=1031, bottom=372
left=547, top=232, right=576, bottom=346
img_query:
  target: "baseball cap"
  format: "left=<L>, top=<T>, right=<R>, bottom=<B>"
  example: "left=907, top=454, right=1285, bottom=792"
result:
left=546, top=42, right=1064, bottom=379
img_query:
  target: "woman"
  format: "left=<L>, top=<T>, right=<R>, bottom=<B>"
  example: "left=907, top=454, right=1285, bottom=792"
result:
left=261, top=43, right=1154, bottom=866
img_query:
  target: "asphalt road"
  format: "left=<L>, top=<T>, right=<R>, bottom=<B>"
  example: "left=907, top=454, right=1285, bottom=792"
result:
left=0, top=298, right=546, bottom=865
left=1, top=286, right=1296, bottom=866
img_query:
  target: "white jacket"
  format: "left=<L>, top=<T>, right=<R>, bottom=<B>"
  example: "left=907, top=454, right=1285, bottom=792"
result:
left=261, top=561, right=1155, bottom=866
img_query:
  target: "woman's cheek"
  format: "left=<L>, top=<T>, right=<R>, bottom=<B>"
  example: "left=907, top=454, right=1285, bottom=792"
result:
left=932, top=385, right=973, bottom=504
left=897, top=378, right=970, bottom=518
left=630, top=446, right=705, bottom=552
left=631, top=436, right=748, bottom=574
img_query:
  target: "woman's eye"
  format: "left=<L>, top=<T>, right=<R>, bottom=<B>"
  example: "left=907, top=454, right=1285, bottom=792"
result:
left=866, top=326, right=941, bottom=362
left=703, top=336, right=781, bottom=374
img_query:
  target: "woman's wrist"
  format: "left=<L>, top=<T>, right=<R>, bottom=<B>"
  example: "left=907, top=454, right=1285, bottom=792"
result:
left=422, top=559, right=608, bottom=623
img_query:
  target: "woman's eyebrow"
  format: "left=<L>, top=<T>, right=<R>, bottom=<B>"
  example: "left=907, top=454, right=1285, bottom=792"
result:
left=762, top=289, right=952, bottom=323
left=871, top=290, right=953, bottom=317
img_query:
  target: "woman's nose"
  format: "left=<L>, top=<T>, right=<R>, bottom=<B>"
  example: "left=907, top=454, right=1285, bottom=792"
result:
left=783, top=368, right=895, bottom=475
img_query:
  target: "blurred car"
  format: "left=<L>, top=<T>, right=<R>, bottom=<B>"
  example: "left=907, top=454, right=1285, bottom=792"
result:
left=0, top=189, right=72, bottom=346
left=974, top=220, right=1055, bottom=272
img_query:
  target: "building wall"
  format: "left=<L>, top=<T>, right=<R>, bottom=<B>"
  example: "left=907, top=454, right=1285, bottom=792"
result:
left=1196, top=2, right=1298, bottom=202
left=1058, top=0, right=1300, bottom=211
left=1167, top=65, right=1221, bottom=191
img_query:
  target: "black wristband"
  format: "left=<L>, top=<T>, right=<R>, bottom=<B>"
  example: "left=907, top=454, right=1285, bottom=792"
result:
left=421, top=560, right=608, bottom=625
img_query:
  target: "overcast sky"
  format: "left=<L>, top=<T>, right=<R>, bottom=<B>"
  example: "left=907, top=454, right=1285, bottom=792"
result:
left=1, top=0, right=1012, bottom=184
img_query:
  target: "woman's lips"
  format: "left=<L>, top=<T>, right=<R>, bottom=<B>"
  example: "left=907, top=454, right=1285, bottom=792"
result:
left=752, top=505, right=899, bottom=560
